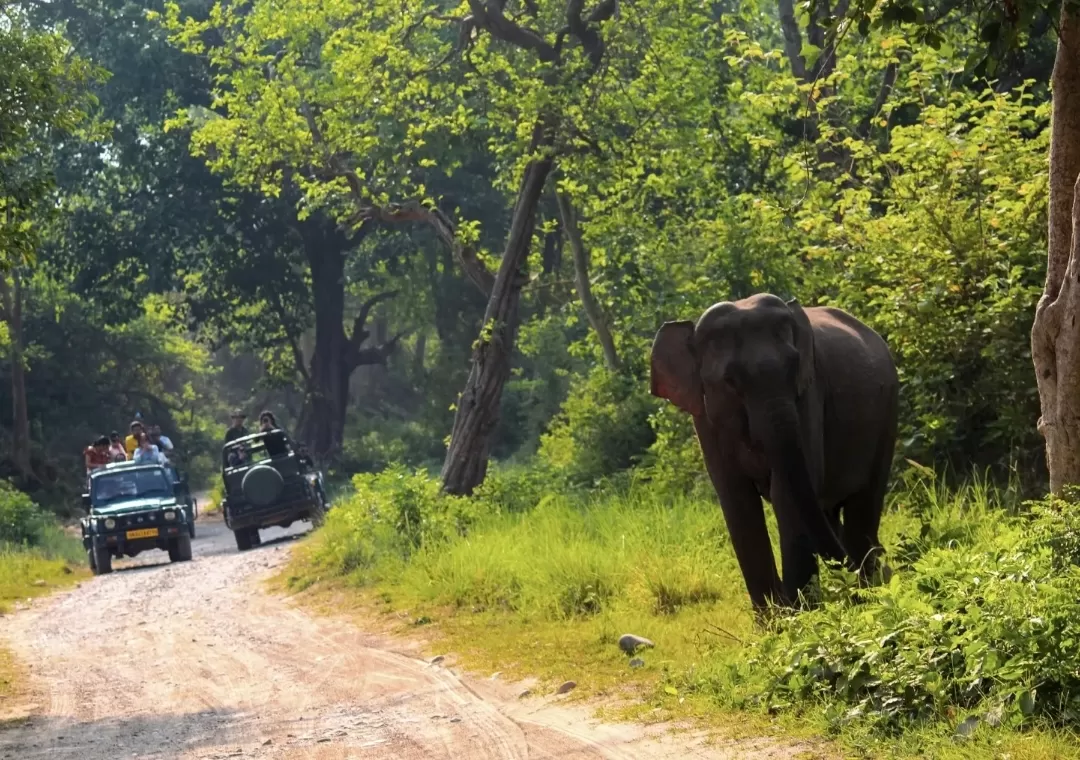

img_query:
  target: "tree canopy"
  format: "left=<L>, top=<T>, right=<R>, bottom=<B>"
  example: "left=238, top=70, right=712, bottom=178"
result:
left=0, top=0, right=1071, bottom=503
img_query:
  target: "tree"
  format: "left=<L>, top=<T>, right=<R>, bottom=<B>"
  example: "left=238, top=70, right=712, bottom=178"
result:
left=0, top=8, right=98, bottom=482
left=163, top=0, right=692, bottom=493
left=832, top=0, right=1077, bottom=491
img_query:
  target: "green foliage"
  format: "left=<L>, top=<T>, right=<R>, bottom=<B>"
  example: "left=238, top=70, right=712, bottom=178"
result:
left=0, top=481, right=49, bottom=546
left=302, top=466, right=482, bottom=582
left=293, top=471, right=745, bottom=620
left=688, top=490, right=1080, bottom=739
left=537, top=367, right=657, bottom=485
left=0, top=482, right=85, bottom=615
left=803, top=83, right=1048, bottom=472
left=0, top=7, right=101, bottom=267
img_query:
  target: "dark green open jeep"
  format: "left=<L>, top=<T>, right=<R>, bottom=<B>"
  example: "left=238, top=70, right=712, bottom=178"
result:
left=81, top=462, right=199, bottom=575
left=221, top=430, right=328, bottom=551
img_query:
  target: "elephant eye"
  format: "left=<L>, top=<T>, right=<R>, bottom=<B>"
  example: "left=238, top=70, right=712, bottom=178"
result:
left=722, top=369, right=743, bottom=394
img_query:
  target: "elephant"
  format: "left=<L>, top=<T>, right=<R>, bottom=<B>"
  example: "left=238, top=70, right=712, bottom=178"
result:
left=650, top=293, right=898, bottom=610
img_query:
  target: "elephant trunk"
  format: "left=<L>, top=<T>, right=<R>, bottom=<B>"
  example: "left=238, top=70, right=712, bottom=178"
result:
left=751, top=395, right=849, bottom=565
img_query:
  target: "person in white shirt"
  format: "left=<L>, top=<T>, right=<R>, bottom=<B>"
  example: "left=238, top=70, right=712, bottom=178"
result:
left=133, top=435, right=167, bottom=466
left=150, top=425, right=174, bottom=454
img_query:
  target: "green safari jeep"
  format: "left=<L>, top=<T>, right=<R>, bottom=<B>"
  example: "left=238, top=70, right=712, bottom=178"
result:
left=81, top=462, right=197, bottom=575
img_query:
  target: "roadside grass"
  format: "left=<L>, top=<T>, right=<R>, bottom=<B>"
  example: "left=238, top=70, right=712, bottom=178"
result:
left=0, top=482, right=90, bottom=701
left=280, top=466, right=1080, bottom=759
left=202, top=481, right=224, bottom=515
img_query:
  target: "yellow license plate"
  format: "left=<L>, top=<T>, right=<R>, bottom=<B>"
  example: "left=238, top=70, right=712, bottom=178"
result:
left=126, top=528, right=159, bottom=539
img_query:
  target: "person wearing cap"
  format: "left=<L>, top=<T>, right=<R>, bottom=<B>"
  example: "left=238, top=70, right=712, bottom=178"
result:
left=224, top=410, right=249, bottom=443
left=124, top=420, right=144, bottom=458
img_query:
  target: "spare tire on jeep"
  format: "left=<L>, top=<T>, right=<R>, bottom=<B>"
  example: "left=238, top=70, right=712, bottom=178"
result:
left=242, top=464, right=284, bottom=506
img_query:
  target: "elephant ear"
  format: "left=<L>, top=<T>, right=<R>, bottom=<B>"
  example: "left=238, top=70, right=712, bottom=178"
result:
left=650, top=321, right=704, bottom=416
left=786, top=299, right=815, bottom=396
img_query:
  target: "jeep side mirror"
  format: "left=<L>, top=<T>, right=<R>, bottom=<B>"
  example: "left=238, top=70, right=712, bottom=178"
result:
left=81, top=493, right=91, bottom=510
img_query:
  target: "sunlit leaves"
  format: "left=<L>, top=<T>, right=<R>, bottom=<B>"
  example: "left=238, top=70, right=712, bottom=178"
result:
left=0, top=8, right=100, bottom=268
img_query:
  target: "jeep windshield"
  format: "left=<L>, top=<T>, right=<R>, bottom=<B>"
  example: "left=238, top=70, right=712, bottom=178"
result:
left=91, top=469, right=173, bottom=507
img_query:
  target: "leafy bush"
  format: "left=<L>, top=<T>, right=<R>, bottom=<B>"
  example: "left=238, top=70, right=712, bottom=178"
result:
left=471, top=462, right=569, bottom=514
left=301, top=465, right=486, bottom=583
left=537, top=367, right=657, bottom=485
left=340, top=415, right=446, bottom=473
left=712, top=492, right=1080, bottom=735
left=0, top=481, right=49, bottom=546
left=795, top=80, right=1048, bottom=476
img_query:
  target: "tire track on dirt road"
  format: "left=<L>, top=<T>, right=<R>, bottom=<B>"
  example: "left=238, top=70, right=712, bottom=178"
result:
left=0, top=512, right=815, bottom=759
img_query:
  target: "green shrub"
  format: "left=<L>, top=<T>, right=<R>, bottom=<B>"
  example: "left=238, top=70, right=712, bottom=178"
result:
left=537, top=367, right=656, bottom=485
left=471, top=462, right=568, bottom=514
left=302, top=465, right=486, bottom=582
left=711, top=492, right=1080, bottom=735
left=340, top=416, right=445, bottom=473
left=0, top=481, right=49, bottom=546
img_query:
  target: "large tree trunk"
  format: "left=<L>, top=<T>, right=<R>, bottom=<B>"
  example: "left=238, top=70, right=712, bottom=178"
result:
left=0, top=272, right=34, bottom=483
left=1032, top=5, right=1080, bottom=495
left=440, top=127, right=555, bottom=495
left=555, top=191, right=620, bottom=372
left=297, top=245, right=350, bottom=457
left=293, top=222, right=401, bottom=460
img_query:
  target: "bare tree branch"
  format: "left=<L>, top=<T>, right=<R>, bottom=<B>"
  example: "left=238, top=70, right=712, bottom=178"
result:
left=351, top=328, right=413, bottom=367
left=349, top=290, right=398, bottom=350
left=858, top=61, right=898, bottom=138
left=467, top=0, right=557, bottom=61
left=267, top=287, right=313, bottom=391
left=778, top=0, right=809, bottom=81
left=298, top=99, right=497, bottom=296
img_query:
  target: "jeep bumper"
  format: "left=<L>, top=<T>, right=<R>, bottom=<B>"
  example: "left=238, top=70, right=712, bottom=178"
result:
left=224, top=498, right=319, bottom=531
left=84, top=524, right=188, bottom=555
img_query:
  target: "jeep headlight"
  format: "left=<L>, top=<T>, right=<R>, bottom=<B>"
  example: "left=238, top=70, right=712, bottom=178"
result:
left=104, top=518, right=116, bottom=530
left=163, top=510, right=176, bottom=521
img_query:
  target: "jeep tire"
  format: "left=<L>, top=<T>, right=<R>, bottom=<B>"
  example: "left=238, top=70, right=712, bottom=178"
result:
left=241, top=465, right=284, bottom=507
left=91, top=544, right=112, bottom=575
left=310, top=499, right=327, bottom=528
left=169, top=534, right=193, bottom=562
left=234, top=527, right=254, bottom=551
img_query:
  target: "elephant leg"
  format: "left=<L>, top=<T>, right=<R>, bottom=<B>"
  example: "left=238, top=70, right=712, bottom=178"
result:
left=692, top=417, right=781, bottom=609
left=717, top=484, right=783, bottom=609
left=840, top=435, right=892, bottom=580
left=770, top=483, right=819, bottom=606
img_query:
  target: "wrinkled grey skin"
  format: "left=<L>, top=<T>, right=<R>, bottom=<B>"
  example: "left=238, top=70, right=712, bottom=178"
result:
left=650, top=293, right=898, bottom=610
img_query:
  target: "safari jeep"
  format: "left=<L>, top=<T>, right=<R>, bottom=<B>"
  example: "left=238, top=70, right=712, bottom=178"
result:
left=220, top=430, right=328, bottom=551
left=81, top=462, right=198, bottom=575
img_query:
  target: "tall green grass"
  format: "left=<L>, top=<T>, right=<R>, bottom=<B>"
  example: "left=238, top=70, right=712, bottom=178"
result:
left=0, top=482, right=86, bottom=613
left=285, top=465, right=1080, bottom=758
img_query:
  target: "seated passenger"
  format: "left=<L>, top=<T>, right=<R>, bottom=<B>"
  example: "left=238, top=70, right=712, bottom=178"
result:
left=227, top=447, right=248, bottom=467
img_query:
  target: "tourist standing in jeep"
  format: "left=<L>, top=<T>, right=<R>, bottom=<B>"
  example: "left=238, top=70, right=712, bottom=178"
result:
left=224, top=409, right=249, bottom=443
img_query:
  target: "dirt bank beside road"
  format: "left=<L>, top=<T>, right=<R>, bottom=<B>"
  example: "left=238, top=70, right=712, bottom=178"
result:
left=0, top=513, right=810, bottom=759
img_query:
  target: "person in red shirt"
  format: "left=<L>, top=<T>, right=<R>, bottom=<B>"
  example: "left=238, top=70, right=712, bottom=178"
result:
left=84, top=436, right=112, bottom=482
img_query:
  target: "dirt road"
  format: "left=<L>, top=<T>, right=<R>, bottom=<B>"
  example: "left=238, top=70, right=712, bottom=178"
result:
left=0, top=513, right=809, bottom=760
